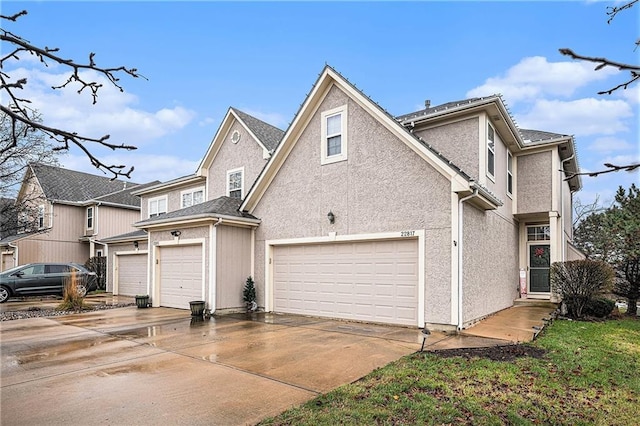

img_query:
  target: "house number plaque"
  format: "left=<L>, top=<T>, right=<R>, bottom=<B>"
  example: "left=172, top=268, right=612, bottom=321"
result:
left=400, top=231, right=415, bottom=237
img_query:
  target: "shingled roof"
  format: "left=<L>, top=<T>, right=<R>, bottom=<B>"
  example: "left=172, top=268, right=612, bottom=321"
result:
left=519, top=129, right=569, bottom=142
left=134, top=196, right=258, bottom=227
left=30, top=164, right=139, bottom=204
left=232, top=108, right=284, bottom=152
left=93, top=180, right=161, bottom=208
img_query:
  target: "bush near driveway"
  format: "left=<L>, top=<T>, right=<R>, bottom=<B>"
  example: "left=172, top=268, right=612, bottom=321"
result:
left=261, top=319, right=639, bottom=426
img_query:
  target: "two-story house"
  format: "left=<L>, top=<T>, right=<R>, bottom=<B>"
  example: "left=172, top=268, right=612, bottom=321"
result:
left=0, top=163, right=155, bottom=273
left=106, top=66, right=583, bottom=331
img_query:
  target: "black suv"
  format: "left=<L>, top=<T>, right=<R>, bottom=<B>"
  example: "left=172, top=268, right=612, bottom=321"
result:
left=0, top=263, right=98, bottom=303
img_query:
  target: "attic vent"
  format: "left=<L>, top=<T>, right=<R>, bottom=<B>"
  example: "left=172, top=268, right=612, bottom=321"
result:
left=424, top=100, right=431, bottom=108
left=231, top=130, right=241, bottom=144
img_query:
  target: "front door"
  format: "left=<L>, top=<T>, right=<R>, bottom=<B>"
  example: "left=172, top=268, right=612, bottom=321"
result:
left=529, top=244, right=551, bottom=293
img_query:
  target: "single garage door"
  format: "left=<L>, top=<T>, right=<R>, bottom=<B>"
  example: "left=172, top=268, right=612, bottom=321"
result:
left=116, top=253, right=147, bottom=296
left=273, top=239, right=419, bottom=326
left=159, top=244, right=203, bottom=309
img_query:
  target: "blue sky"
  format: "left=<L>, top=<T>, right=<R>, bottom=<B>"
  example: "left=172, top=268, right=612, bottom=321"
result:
left=3, top=0, right=639, bottom=208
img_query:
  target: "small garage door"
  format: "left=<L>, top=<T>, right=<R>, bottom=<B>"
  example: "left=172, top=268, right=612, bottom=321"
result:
left=1, top=252, right=15, bottom=272
left=159, top=244, right=203, bottom=309
left=116, top=253, right=147, bottom=296
left=273, top=239, right=419, bottom=326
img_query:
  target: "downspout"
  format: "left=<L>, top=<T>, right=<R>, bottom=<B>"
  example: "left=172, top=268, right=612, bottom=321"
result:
left=8, top=242, right=18, bottom=268
left=457, top=188, right=479, bottom=331
left=560, top=154, right=575, bottom=262
left=210, top=217, right=223, bottom=313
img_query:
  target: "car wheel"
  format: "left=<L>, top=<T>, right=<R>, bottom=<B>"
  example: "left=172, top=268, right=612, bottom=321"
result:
left=0, top=286, right=10, bottom=303
left=75, top=284, right=88, bottom=297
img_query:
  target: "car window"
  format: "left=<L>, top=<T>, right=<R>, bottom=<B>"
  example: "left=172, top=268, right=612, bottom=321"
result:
left=16, top=264, right=45, bottom=276
left=46, top=265, right=70, bottom=274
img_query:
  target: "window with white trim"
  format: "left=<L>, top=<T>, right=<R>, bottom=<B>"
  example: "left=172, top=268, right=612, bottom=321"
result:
left=487, top=123, right=495, bottom=179
left=321, top=105, right=348, bottom=165
left=227, top=168, right=244, bottom=199
left=86, top=207, right=94, bottom=230
left=527, top=225, right=550, bottom=241
left=148, top=196, right=167, bottom=218
left=181, top=187, right=205, bottom=208
left=38, top=205, right=45, bottom=229
left=507, top=151, right=513, bottom=196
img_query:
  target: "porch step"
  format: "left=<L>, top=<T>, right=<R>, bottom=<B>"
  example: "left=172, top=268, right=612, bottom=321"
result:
left=513, top=298, right=558, bottom=309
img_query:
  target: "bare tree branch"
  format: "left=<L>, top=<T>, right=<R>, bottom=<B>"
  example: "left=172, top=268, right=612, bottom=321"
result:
left=0, top=10, right=146, bottom=179
left=565, top=163, right=640, bottom=181
left=559, top=1, right=639, bottom=96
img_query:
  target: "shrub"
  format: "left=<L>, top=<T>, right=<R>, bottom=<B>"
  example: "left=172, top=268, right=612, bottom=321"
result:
left=551, top=260, right=614, bottom=319
left=583, top=297, right=615, bottom=318
left=243, top=276, right=257, bottom=312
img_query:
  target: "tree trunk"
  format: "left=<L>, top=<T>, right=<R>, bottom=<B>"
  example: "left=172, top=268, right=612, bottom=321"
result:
left=626, top=298, right=638, bottom=316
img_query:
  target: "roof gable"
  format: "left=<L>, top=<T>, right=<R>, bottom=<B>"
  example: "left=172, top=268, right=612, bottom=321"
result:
left=196, top=108, right=284, bottom=175
left=241, top=65, right=471, bottom=213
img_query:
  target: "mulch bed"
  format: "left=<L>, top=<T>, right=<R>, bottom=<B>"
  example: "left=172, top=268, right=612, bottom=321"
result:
left=427, top=345, right=547, bottom=362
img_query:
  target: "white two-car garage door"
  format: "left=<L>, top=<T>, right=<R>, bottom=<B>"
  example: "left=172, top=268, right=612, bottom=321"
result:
left=116, top=253, right=147, bottom=296
left=273, top=239, right=419, bottom=326
left=159, top=244, right=203, bottom=309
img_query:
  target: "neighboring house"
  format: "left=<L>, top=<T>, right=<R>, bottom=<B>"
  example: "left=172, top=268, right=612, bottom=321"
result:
left=0, top=163, right=155, bottom=272
left=101, top=107, right=282, bottom=299
left=108, top=66, right=583, bottom=331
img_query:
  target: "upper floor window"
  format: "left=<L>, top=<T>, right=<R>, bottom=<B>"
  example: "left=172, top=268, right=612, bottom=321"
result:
left=86, top=207, right=94, bottom=230
left=149, top=196, right=167, bottom=218
left=321, top=105, right=348, bottom=165
left=181, top=187, right=205, bottom=208
left=507, top=151, right=513, bottom=197
left=227, top=168, right=244, bottom=199
left=487, top=123, right=495, bottom=180
left=38, top=205, right=45, bottom=229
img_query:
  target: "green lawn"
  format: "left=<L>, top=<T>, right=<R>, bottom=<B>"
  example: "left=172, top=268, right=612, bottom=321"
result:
left=261, top=318, right=639, bottom=425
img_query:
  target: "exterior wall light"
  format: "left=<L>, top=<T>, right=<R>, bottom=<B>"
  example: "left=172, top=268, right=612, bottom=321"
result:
left=327, top=211, right=335, bottom=224
left=133, top=241, right=139, bottom=249
left=170, top=230, right=181, bottom=237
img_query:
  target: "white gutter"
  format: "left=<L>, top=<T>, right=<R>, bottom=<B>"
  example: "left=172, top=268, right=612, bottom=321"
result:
left=210, top=217, right=223, bottom=314
left=560, top=153, right=576, bottom=262
left=457, top=188, right=479, bottom=330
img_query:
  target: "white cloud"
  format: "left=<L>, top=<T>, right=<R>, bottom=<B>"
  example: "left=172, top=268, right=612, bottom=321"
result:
left=588, top=136, right=634, bottom=153
left=618, top=84, right=640, bottom=105
left=60, top=153, right=200, bottom=184
left=466, top=56, right=619, bottom=104
left=198, top=117, right=216, bottom=127
left=515, top=98, right=633, bottom=136
left=6, top=66, right=196, bottom=145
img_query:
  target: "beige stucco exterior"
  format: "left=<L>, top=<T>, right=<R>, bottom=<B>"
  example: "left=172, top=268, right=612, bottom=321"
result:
left=517, top=151, right=553, bottom=215
left=205, top=120, right=269, bottom=200
left=251, top=84, right=454, bottom=326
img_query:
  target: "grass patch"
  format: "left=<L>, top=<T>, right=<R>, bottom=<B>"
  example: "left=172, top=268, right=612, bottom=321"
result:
left=261, top=319, right=639, bottom=425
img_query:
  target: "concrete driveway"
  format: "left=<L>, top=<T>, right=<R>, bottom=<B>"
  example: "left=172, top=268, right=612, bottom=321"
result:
left=1, top=306, right=423, bottom=425
left=1, top=297, right=556, bottom=425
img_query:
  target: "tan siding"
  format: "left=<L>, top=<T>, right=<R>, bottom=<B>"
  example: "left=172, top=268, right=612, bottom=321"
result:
left=517, top=151, right=552, bottom=214
left=414, top=117, right=479, bottom=179
left=462, top=205, right=519, bottom=325
left=15, top=234, right=89, bottom=265
left=215, top=225, right=252, bottom=309
left=207, top=120, right=268, bottom=200
left=252, top=84, right=453, bottom=326
left=94, top=206, right=139, bottom=238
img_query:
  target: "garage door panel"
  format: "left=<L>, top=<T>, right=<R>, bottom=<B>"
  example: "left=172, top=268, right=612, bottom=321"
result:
left=159, top=244, right=203, bottom=309
left=117, top=254, right=147, bottom=296
left=274, top=239, right=419, bottom=326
